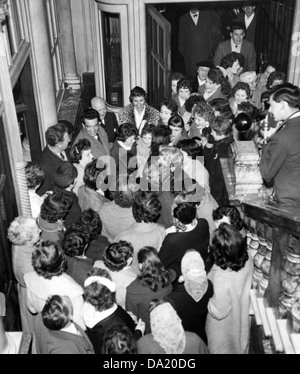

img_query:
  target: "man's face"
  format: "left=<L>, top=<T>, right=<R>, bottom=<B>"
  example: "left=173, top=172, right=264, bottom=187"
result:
left=197, top=66, right=210, bottom=81
left=178, top=87, right=191, bottom=101
left=243, top=5, right=256, bottom=17
left=248, top=76, right=257, bottom=91
left=92, top=100, right=107, bottom=120
left=84, top=118, right=99, bottom=137
left=231, top=29, right=245, bottom=45
left=231, top=60, right=241, bottom=75
left=58, top=132, right=70, bottom=151
left=132, top=96, right=146, bottom=111
left=169, top=125, right=182, bottom=141
left=160, top=105, right=172, bottom=125
left=268, top=97, right=285, bottom=122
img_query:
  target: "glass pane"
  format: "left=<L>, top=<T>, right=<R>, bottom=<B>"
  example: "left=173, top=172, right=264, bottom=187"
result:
left=102, top=12, right=123, bottom=107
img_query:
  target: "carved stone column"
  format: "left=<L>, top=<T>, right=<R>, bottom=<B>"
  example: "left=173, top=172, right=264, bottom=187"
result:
left=57, top=0, right=81, bottom=90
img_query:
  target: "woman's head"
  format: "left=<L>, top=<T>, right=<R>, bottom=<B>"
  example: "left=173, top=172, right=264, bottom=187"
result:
left=173, top=202, right=197, bottom=229
left=158, top=145, right=183, bottom=169
left=116, top=123, right=138, bottom=147
left=193, top=101, right=214, bottom=131
left=132, top=191, right=161, bottom=223
left=7, top=216, right=40, bottom=246
left=213, top=205, right=244, bottom=231
left=176, top=78, right=192, bottom=100
left=42, top=295, right=73, bottom=331
left=220, top=52, right=244, bottom=74
left=168, top=114, right=184, bottom=142
left=210, top=116, right=233, bottom=139
left=71, top=138, right=93, bottom=165
left=101, top=324, right=137, bottom=354
left=77, top=209, right=102, bottom=240
left=103, top=240, right=134, bottom=272
left=159, top=99, right=178, bottom=125
left=32, top=240, right=67, bottom=279
left=62, top=224, right=90, bottom=257
left=83, top=268, right=116, bottom=311
left=266, top=71, right=286, bottom=90
left=176, top=138, right=202, bottom=159
left=141, top=123, right=155, bottom=148
left=83, top=159, right=101, bottom=191
left=25, top=162, right=45, bottom=190
left=110, top=176, right=136, bottom=208
left=40, top=192, right=72, bottom=223
left=232, top=82, right=250, bottom=104
left=210, top=223, right=249, bottom=271
left=129, top=86, right=147, bottom=109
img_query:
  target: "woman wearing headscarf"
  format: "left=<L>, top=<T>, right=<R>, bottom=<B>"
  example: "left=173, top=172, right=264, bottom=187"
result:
left=137, top=299, right=209, bottom=354
left=166, top=250, right=213, bottom=345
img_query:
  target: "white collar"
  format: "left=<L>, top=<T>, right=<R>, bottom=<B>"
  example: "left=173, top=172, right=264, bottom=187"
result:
left=61, top=322, right=80, bottom=335
left=82, top=302, right=118, bottom=329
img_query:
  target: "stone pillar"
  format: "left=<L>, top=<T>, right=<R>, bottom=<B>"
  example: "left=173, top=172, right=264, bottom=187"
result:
left=27, top=0, right=57, bottom=134
left=57, top=0, right=81, bottom=90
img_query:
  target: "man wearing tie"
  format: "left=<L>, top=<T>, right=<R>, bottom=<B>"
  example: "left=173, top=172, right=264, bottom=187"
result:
left=91, top=96, right=118, bottom=149
left=72, top=108, right=110, bottom=161
left=214, top=21, right=256, bottom=72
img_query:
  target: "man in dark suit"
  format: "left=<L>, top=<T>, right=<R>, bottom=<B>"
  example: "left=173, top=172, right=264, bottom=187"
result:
left=37, top=123, right=72, bottom=196
left=178, top=6, right=220, bottom=79
left=259, top=83, right=300, bottom=210
left=91, top=96, right=118, bottom=148
left=237, top=1, right=257, bottom=46
left=214, top=21, right=256, bottom=72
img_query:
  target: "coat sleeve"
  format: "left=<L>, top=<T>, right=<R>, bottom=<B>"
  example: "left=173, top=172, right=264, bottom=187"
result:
left=259, top=135, right=288, bottom=183
left=213, top=43, right=223, bottom=67
left=247, top=43, right=257, bottom=71
left=207, top=271, right=231, bottom=319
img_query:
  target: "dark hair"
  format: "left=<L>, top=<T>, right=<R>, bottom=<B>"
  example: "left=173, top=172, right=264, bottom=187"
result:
left=193, top=101, right=215, bottom=123
left=171, top=72, right=184, bottom=81
left=207, top=68, right=232, bottom=96
left=150, top=125, right=172, bottom=156
left=176, top=138, right=202, bottom=159
left=209, top=223, right=249, bottom=271
left=71, top=138, right=91, bottom=163
left=25, top=162, right=45, bottom=189
left=132, top=191, right=161, bottom=223
left=269, top=82, right=300, bottom=108
left=261, top=61, right=281, bottom=74
left=45, top=123, right=68, bottom=147
left=129, top=86, right=147, bottom=103
left=184, top=94, right=205, bottom=113
left=62, top=224, right=90, bottom=257
left=42, top=295, right=72, bottom=330
left=78, top=209, right=102, bottom=240
left=103, top=240, right=134, bottom=272
left=210, top=116, right=233, bottom=136
left=237, top=101, right=260, bottom=119
left=173, top=202, right=197, bottom=225
left=116, top=123, right=138, bottom=142
left=32, top=240, right=67, bottom=279
left=54, top=162, right=78, bottom=189
left=230, top=21, right=246, bottom=33
left=266, top=71, right=286, bottom=91
left=176, top=77, right=192, bottom=93
left=213, top=206, right=245, bottom=231
left=232, top=81, right=251, bottom=98
left=81, top=108, right=100, bottom=123
left=210, top=98, right=233, bottom=119
left=40, top=192, right=72, bottom=223
left=168, top=114, right=184, bottom=129
left=159, top=99, right=178, bottom=114
left=137, top=246, right=171, bottom=292
left=110, top=176, right=136, bottom=208
left=84, top=268, right=115, bottom=311
left=220, top=52, right=245, bottom=69
left=141, top=123, right=156, bottom=137
left=101, top=324, right=137, bottom=354
left=83, top=159, right=101, bottom=190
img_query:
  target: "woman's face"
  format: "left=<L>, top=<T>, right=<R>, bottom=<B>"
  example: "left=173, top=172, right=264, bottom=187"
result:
left=160, top=105, right=173, bottom=125
left=81, top=149, right=94, bottom=165
left=178, top=87, right=190, bottom=101
left=132, top=96, right=146, bottom=112
left=169, top=125, right=182, bottom=141
left=234, top=89, right=248, bottom=104
left=124, top=135, right=136, bottom=147
left=142, top=133, right=152, bottom=147
left=205, top=78, right=219, bottom=94
left=194, top=113, right=209, bottom=131
left=231, top=60, right=240, bottom=75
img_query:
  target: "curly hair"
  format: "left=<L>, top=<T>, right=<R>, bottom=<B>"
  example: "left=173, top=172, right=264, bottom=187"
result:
left=219, top=52, right=245, bottom=69
left=173, top=202, right=197, bottom=226
left=210, top=116, right=233, bottom=137
left=150, top=125, right=172, bottom=157
left=77, top=209, right=102, bottom=240
left=209, top=223, right=249, bottom=271
left=116, top=123, right=138, bottom=142
left=42, top=295, right=73, bottom=330
left=141, top=123, right=156, bottom=137
left=71, top=138, right=91, bottom=164
left=213, top=206, right=245, bottom=231
left=129, top=86, right=148, bottom=103
left=171, top=72, right=184, bottom=82
left=84, top=268, right=115, bottom=311
left=159, top=99, right=178, bottom=114
left=137, top=246, right=171, bottom=292
left=207, top=68, right=232, bottom=97
left=176, top=77, right=192, bottom=93
left=62, top=224, right=90, bottom=257
left=184, top=94, right=205, bottom=113
left=266, top=71, right=286, bottom=91
left=81, top=108, right=100, bottom=124
left=40, top=192, right=72, bottom=223
left=232, top=82, right=251, bottom=98
left=83, top=159, right=101, bottom=190
left=45, top=123, right=68, bottom=147
left=32, top=240, right=67, bottom=279
left=7, top=216, right=39, bottom=245
left=103, top=240, right=134, bottom=272
left=101, top=324, right=137, bottom=354
left=193, top=101, right=215, bottom=123
left=237, top=101, right=260, bottom=119
left=168, top=114, right=184, bottom=129
left=176, top=138, right=202, bottom=159
left=25, top=162, right=45, bottom=190
left=132, top=191, right=161, bottom=223
left=110, top=176, right=136, bottom=208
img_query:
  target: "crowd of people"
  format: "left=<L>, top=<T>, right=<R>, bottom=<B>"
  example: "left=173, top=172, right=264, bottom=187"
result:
left=2, top=0, right=300, bottom=355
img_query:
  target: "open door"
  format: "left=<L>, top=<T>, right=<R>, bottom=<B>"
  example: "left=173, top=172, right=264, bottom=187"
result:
left=146, top=5, right=171, bottom=109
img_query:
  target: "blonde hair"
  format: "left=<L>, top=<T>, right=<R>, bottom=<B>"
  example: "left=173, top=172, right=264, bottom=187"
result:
left=159, top=145, right=183, bottom=168
left=7, top=216, right=38, bottom=245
